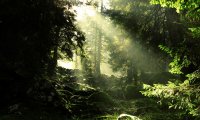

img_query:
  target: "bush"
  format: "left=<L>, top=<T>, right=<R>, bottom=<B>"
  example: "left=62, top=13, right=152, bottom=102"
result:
left=125, top=85, right=143, bottom=99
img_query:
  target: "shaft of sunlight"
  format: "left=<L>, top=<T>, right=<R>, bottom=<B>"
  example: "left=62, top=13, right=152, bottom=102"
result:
left=73, top=1, right=164, bottom=76
left=74, top=5, right=97, bottom=21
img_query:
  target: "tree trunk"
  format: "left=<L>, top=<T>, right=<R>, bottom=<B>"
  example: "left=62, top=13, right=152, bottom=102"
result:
left=47, top=46, right=58, bottom=77
left=96, top=28, right=102, bottom=76
left=47, top=27, right=59, bottom=77
left=126, top=61, right=138, bottom=85
left=127, top=61, right=133, bottom=84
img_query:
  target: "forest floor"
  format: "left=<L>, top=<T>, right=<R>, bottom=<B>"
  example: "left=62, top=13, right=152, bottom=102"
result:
left=0, top=68, right=186, bottom=120
left=0, top=95, right=182, bottom=120
left=0, top=89, right=182, bottom=120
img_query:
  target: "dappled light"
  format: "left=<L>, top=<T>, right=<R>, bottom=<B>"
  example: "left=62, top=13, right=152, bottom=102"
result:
left=57, top=59, right=75, bottom=69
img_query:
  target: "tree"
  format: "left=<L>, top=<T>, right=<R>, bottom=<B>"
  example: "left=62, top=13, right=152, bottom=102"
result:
left=75, top=0, right=108, bottom=84
left=142, top=0, right=200, bottom=117
left=0, top=0, right=84, bottom=104
left=105, top=0, right=175, bottom=85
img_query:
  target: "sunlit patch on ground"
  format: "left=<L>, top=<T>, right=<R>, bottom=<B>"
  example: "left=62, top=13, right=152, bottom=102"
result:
left=57, top=59, right=75, bottom=69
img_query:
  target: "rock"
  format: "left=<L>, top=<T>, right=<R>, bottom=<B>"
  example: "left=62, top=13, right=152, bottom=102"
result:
left=117, top=114, right=142, bottom=120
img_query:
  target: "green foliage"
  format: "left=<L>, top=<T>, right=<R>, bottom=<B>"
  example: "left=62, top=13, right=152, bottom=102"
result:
left=0, top=1, right=87, bottom=119
left=0, top=0, right=84, bottom=77
left=150, top=0, right=200, bottom=14
left=95, top=114, right=118, bottom=120
left=159, top=45, right=192, bottom=74
left=158, top=45, right=173, bottom=57
left=139, top=1, right=200, bottom=118
left=141, top=69, right=200, bottom=116
left=106, top=0, right=176, bottom=83
left=140, top=0, right=200, bottom=118
left=188, top=27, right=200, bottom=38
left=150, top=0, right=200, bottom=39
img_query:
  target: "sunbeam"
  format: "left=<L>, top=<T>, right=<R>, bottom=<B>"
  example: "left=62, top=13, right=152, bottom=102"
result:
left=1, top=0, right=198, bottom=119
left=74, top=3, right=165, bottom=76
left=74, top=5, right=96, bottom=21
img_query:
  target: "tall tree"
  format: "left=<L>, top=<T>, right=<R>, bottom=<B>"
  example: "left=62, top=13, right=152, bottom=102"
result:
left=105, top=0, right=173, bottom=84
left=0, top=0, right=84, bottom=104
left=142, top=0, right=200, bottom=117
left=76, top=1, right=106, bottom=79
left=0, top=0, right=84, bottom=76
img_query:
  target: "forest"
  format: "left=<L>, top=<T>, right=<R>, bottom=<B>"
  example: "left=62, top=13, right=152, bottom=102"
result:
left=0, top=0, right=199, bottom=120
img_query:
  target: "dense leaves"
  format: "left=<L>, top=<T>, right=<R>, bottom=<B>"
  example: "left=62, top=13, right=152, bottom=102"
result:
left=0, top=0, right=84, bottom=113
left=0, top=0, right=199, bottom=119
left=141, top=0, right=200, bottom=117
left=0, top=0, right=84, bottom=76
left=105, top=0, right=178, bottom=84
left=103, top=0, right=200, bottom=118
